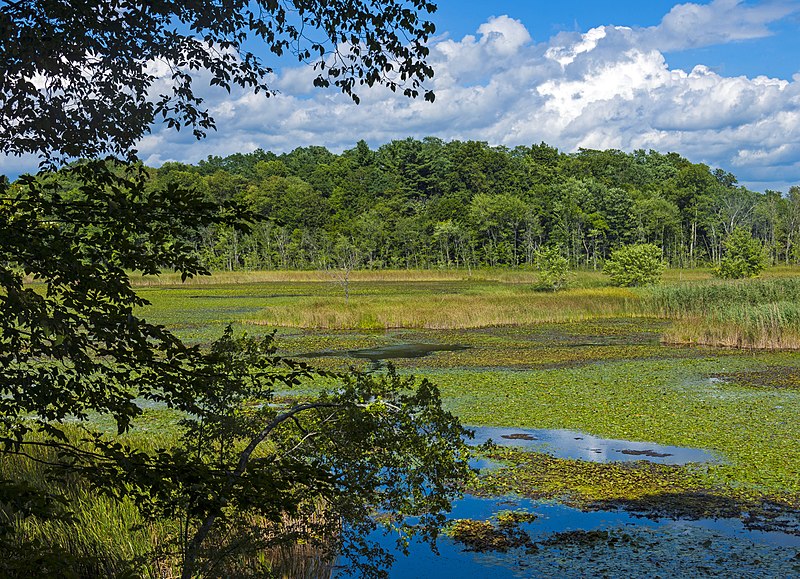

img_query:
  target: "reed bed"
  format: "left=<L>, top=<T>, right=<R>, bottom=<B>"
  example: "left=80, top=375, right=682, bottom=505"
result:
left=641, top=279, right=800, bottom=349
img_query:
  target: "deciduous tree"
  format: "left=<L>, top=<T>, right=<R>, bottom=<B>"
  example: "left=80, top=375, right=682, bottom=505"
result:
left=0, top=2, right=473, bottom=576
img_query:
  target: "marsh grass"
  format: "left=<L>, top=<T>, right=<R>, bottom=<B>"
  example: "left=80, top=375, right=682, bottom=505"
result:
left=642, top=279, right=800, bottom=349
left=246, top=287, right=639, bottom=330
left=0, top=437, right=174, bottom=578
left=0, top=424, right=335, bottom=578
left=134, top=267, right=800, bottom=347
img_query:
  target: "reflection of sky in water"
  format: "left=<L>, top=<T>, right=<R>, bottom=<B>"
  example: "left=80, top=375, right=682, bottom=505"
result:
left=337, top=494, right=800, bottom=578
left=334, top=428, right=797, bottom=576
left=468, top=426, right=719, bottom=465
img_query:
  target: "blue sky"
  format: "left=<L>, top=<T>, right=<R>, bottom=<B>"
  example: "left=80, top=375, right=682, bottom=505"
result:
left=436, top=0, right=800, bottom=80
left=4, top=0, right=800, bottom=191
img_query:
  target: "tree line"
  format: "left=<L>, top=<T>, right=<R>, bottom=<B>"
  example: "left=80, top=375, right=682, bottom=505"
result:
left=136, top=138, right=800, bottom=271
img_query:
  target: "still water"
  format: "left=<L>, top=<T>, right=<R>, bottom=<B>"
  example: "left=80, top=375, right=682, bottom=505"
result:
left=334, top=427, right=798, bottom=578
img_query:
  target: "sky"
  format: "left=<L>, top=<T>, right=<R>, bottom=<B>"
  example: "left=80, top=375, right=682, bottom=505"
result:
left=5, top=0, right=800, bottom=191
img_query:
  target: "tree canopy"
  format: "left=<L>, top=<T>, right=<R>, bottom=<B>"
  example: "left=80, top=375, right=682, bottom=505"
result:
left=101, top=139, right=800, bottom=273
left=0, top=2, right=475, bottom=577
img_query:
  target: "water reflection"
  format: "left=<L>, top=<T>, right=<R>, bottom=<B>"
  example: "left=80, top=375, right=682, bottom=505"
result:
left=468, top=426, right=719, bottom=465
left=334, top=428, right=800, bottom=578
left=337, top=493, right=799, bottom=579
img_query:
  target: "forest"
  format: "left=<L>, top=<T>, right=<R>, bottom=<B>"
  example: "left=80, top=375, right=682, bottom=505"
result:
left=135, top=138, right=799, bottom=272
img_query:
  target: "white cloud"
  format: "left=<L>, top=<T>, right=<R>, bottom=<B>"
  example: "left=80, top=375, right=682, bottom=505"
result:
left=5, top=3, right=800, bottom=191
left=643, top=0, right=799, bottom=51
left=125, top=4, right=800, bottom=192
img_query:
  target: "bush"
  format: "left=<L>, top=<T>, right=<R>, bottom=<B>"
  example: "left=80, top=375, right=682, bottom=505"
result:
left=715, top=227, right=768, bottom=279
left=603, top=243, right=664, bottom=287
left=533, top=245, right=569, bottom=291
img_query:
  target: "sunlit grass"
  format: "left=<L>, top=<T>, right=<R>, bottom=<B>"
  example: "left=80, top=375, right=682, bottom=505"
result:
left=641, top=278, right=800, bottom=349
left=245, top=287, right=638, bottom=330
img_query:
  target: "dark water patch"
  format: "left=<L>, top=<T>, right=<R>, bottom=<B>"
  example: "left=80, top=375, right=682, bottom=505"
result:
left=469, top=426, right=717, bottom=465
left=501, top=433, right=537, bottom=441
left=618, top=449, right=673, bottom=458
left=298, top=343, right=469, bottom=369
left=710, top=366, right=800, bottom=390
left=348, top=343, right=469, bottom=360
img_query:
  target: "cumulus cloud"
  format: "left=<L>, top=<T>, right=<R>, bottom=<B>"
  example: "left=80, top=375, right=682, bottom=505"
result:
left=133, top=2, right=797, bottom=190
left=643, top=0, right=799, bottom=51
left=121, top=4, right=800, bottom=192
left=4, top=2, right=800, bottom=191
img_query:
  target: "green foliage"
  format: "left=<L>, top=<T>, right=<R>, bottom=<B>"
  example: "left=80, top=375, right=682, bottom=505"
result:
left=715, top=227, right=768, bottom=279
left=1, top=0, right=438, bottom=165
left=0, top=161, right=237, bottom=444
left=603, top=243, right=665, bottom=287
left=95, top=140, right=799, bottom=273
left=87, top=329, right=471, bottom=578
left=533, top=245, right=569, bottom=291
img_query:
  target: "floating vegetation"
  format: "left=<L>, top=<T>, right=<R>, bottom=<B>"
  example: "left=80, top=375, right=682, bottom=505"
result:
left=538, top=529, right=638, bottom=548
left=710, top=366, right=800, bottom=390
left=526, top=526, right=800, bottom=579
left=445, top=510, right=538, bottom=553
left=470, top=448, right=800, bottom=536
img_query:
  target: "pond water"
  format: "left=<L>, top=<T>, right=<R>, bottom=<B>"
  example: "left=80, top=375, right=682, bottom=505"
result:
left=333, top=429, right=798, bottom=578
left=468, top=426, right=719, bottom=465
left=337, top=494, right=800, bottom=578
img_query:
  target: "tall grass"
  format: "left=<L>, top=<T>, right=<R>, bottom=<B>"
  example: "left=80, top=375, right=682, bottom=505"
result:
left=0, top=434, right=334, bottom=578
left=0, top=440, right=173, bottom=578
left=641, top=278, right=800, bottom=349
left=245, top=287, right=638, bottom=330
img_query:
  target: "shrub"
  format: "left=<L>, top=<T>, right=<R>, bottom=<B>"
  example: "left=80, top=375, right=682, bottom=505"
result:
left=533, top=245, right=569, bottom=291
left=715, top=227, right=768, bottom=279
left=603, top=243, right=664, bottom=287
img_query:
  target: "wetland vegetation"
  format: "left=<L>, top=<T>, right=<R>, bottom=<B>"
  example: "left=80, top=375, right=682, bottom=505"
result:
left=7, top=261, right=800, bottom=576
left=127, top=268, right=800, bottom=575
left=7, top=1, right=800, bottom=574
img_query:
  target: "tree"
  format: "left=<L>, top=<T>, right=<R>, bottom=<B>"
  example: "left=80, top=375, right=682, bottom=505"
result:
left=1, top=0, right=438, bottom=166
left=326, top=236, right=363, bottom=303
left=533, top=245, right=569, bottom=291
left=715, top=227, right=768, bottom=279
left=0, top=2, right=470, bottom=576
left=603, top=243, right=665, bottom=287
left=95, top=330, right=470, bottom=579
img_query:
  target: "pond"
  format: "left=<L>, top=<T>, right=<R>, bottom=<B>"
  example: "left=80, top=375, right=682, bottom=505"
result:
left=344, top=494, right=800, bottom=578
left=469, top=426, right=719, bottom=465
left=334, top=429, right=799, bottom=578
